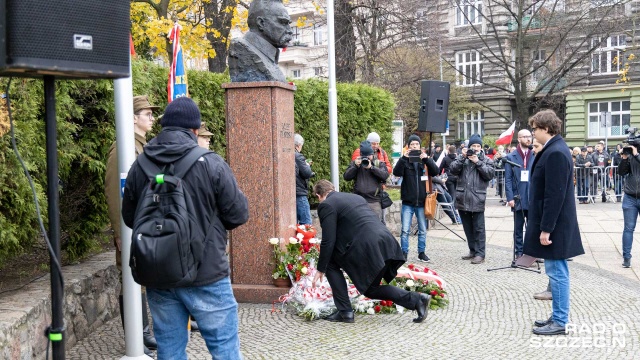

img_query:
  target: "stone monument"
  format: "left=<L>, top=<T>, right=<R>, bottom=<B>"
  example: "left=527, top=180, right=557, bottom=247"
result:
left=225, top=0, right=297, bottom=303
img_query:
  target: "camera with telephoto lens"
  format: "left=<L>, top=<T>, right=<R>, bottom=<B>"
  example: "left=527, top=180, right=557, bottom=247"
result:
left=622, top=127, right=640, bottom=155
left=360, top=157, right=370, bottom=167
left=467, top=149, right=476, bottom=157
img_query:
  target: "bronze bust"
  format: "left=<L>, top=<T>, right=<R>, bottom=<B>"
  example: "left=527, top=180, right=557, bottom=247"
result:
left=228, top=0, right=293, bottom=83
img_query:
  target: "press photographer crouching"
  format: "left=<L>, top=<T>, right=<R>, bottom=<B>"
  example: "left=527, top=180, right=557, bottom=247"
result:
left=618, top=128, right=640, bottom=268
left=449, top=134, right=495, bottom=264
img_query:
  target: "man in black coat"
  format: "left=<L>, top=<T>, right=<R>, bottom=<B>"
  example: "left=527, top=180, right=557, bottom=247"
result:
left=524, top=109, right=584, bottom=336
left=311, top=180, right=431, bottom=324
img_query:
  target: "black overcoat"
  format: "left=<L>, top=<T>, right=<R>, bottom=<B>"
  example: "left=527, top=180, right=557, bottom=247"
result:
left=523, top=136, right=584, bottom=259
left=317, top=192, right=405, bottom=293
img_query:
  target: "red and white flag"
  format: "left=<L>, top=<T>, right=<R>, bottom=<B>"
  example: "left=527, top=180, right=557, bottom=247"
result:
left=495, top=122, right=516, bottom=145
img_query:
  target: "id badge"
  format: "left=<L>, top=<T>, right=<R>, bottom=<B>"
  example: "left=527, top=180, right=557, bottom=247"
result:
left=592, top=169, right=598, bottom=174
left=521, top=170, right=529, bottom=182
left=421, top=175, right=428, bottom=181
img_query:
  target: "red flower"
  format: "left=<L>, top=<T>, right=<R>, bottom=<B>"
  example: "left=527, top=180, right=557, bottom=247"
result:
left=423, top=268, right=429, bottom=273
left=287, top=264, right=293, bottom=271
left=380, top=300, right=388, bottom=307
left=439, top=293, right=445, bottom=298
left=408, top=264, right=415, bottom=270
left=387, top=301, right=394, bottom=306
left=374, top=305, right=381, bottom=313
left=430, top=290, right=438, bottom=296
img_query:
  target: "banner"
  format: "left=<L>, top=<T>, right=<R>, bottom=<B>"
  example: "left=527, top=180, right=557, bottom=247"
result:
left=167, top=23, right=188, bottom=103
left=495, top=122, right=516, bottom=145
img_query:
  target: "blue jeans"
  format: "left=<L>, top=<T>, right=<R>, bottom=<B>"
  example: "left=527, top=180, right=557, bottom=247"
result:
left=622, top=194, right=640, bottom=259
left=146, top=277, right=242, bottom=360
left=296, top=196, right=312, bottom=225
left=545, top=259, right=570, bottom=327
left=400, top=205, right=426, bottom=254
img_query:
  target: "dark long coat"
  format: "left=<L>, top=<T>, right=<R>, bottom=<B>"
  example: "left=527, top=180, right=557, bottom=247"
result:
left=504, top=148, right=535, bottom=211
left=317, top=192, right=405, bottom=293
left=523, top=135, right=584, bottom=260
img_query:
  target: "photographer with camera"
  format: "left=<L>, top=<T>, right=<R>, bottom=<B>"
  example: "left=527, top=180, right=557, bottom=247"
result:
left=392, top=134, right=439, bottom=262
left=344, top=140, right=389, bottom=221
left=449, top=134, right=495, bottom=264
left=618, top=132, right=640, bottom=268
left=295, top=134, right=314, bottom=225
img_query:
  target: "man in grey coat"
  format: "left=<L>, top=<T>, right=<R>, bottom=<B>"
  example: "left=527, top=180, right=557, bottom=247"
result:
left=311, top=180, right=431, bottom=324
left=449, top=134, right=495, bottom=264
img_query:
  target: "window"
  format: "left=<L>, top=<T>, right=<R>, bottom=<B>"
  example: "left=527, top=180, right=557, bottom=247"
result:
left=313, top=25, right=325, bottom=46
left=592, top=34, right=627, bottom=75
left=588, top=100, right=631, bottom=137
left=292, top=69, right=301, bottom=78
left=456, top=51, right=483, bottom=86
left=456, top=0, right=483, bottom=26
left=313, top=67, right=324, bottom=77
left=292, top=26, right=301, bottom=42
left=531, top=50, right=549, bottom=83
left=458, top=111, right=485, bottom=139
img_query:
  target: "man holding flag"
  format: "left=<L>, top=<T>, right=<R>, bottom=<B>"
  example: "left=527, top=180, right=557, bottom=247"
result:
left=168, top=21, right=188, bottom=102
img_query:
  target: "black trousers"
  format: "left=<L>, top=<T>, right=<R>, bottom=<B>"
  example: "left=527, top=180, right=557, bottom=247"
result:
left=325, top=261, right=420, bottom=312
left=459, top=210, right=486, bottom=257
left=513, top=209, right=528, bottom=257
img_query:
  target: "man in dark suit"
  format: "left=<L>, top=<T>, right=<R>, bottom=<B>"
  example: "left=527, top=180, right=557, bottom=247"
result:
left=524, top=110, right=584, bottom=336
left=311, top=180, right=431, bottom=324
left=504, top=129, right=534, bottom=261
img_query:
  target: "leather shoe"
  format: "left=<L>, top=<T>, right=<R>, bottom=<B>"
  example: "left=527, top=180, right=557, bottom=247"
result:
left=532, top=321, right=566, bottom=335
left=534, top=316, right=553, bottom=327
left=533, top=290, right=552, bottom=300
left=144, top=345, right=153, bottom=356
left=413, top=294, right=431, bottom=323
left=461, top=253, right=475, bottom=260
left=470, top=256, right=485, bottom=264
left=143, top=325, right=157, bottom=350
left=190, top=319, right=199, bottom=332
left=324, top=310, right=354, bottom=323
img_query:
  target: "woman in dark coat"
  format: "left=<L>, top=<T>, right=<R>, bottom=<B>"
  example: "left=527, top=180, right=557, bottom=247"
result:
left=311, top=180, right=431, bottom=324
left=524, top=110, right=584, bottom=336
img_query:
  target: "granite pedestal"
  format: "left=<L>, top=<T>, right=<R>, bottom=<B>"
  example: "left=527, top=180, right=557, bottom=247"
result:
left=223, top=81, right=297, bottom=303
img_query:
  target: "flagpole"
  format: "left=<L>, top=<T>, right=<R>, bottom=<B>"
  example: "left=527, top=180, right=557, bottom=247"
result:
left=326, top=0, right=339, bottom=189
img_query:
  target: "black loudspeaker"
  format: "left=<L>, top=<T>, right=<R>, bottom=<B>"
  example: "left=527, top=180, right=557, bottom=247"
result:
left=0, top=0, right=130, bottom=79
left=417, top=80, right=450, bottom=133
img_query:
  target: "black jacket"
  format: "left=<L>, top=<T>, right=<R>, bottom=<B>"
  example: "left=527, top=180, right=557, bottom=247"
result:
left=343, top=159, right=388, bottom=202
left=439, top=153, right=459, bottom=184
left=523, top=136, right=584, bottom=260
left=295, top=151, right=313, bottom=196
left=122, top=128, right=249, bottom=287
left=317, top=191, right=405, bottom=292
left=449, top=153, right=495, bottom=212
left=619, top=154, right=640, bottom=198
left=392, top=156, right=439, bottom=207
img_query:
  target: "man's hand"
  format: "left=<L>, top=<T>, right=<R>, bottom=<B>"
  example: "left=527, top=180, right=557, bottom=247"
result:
left=540, top=231, right=552, bottom=246
left=114, top=236, right=121, bottom=252
left=312, top=271, right=324, bottom=288
left=469, top=154, right=479, bottom=164
left=585, top=161, right=592, bottom=167
left=419, top=152, right=428, bottom=160
left=354, top=158, right=362, bottom=166
left=507, top=200, right=515, bottom=208
left=364, top=163, right=372, bottom=169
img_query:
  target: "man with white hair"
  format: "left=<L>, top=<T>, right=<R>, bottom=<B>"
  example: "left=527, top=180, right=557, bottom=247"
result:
left=351, top=132, right=392, bottom=223
left=295, top=133, right=314, bottom=225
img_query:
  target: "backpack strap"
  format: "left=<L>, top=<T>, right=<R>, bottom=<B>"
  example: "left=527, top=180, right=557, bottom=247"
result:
left=137, top=153, right=163, bottom=179
left=173, top=147, right=211, bottom=178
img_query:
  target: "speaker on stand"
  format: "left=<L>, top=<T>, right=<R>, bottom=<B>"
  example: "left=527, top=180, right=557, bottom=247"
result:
left=1, top=2, right=130, bottom=359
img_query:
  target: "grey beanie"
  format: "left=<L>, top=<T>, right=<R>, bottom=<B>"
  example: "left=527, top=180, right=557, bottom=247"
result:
left=160, top=97, right=202, bottom=129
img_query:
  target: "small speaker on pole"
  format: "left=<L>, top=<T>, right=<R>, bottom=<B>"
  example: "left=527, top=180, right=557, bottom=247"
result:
left=417, top=80, right=450, bottom=133
left=0, top=0, right=130, bottom=79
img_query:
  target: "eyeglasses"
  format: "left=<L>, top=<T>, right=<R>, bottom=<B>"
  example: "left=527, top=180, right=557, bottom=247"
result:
left=136, top=113, right=154, bottom=119
left=531, top=127, right=538, bottom=132
left=518, top=136, right=532, bottom=138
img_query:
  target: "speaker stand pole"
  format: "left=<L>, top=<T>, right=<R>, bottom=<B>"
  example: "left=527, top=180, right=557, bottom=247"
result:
left=44, top=75, right=65, bottom=359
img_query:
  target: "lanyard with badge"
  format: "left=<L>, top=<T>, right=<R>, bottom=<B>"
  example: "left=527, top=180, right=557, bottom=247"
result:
left=520, top=151, right=530, bottom=182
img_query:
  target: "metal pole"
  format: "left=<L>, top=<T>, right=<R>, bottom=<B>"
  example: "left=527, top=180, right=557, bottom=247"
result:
left=327, top=0, right=340, bottom=189
left=44, top=75, right=65, bottom=360
left=114, top=61, right=150, bottom=360
left=439, top=38, right=446, bottom=149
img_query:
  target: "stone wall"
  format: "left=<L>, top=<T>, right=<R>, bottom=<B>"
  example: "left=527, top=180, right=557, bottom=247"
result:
left=0, top=252, right=120, bottom=360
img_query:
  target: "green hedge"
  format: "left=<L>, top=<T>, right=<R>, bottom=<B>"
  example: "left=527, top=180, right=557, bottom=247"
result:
left=0, top=61, right=394, bottom=265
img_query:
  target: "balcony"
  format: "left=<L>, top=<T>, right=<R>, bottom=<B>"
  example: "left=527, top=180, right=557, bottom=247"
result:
left=507, top=16, right=542, bottom=32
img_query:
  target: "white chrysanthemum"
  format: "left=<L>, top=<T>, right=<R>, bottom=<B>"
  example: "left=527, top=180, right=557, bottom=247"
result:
left=309, top=238, right=318, bottom=244
left=396, top=305, right=405, bottom=314
left=289, top=237, right=298, bottom=244
left=357, top=305, right=365, bottom=312
left=269, top=238, right=279, bottom=245
left=367, top=308, right=375, bottom=315
left=406, top=280, right=415, bottom=287
left=301, top=267, right=308, bottom=275
left=297, top=232, right=304, bottom=239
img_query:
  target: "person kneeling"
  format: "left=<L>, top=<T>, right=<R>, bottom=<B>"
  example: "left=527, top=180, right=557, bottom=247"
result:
left=311, top=180, right=431, bottom=323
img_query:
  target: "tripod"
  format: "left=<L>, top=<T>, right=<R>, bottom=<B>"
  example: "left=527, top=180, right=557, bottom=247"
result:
left=487, top=171, right=541, bottom=273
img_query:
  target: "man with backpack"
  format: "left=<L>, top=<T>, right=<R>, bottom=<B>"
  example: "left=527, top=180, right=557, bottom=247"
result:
left=122, top=97, right=249, bottom=359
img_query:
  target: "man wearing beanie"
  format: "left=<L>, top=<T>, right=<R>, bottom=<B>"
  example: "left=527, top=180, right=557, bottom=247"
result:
left=393, top=134, right=439, bottom=262
left=450, top=134, right=495, bottom=264
left=344, top=140, right=389, bottom=220
left=122, top=97, right=249, bottom=359
left=105, top=95, right=158, bottom=356
left=351, top=132, right=392, bottom=222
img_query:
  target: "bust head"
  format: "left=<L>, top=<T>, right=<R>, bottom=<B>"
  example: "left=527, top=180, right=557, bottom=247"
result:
left=247, top=0, right=292, bottom=48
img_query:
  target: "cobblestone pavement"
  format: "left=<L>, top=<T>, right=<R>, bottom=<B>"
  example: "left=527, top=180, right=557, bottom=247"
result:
left=68, top=229, right=640, bottom=359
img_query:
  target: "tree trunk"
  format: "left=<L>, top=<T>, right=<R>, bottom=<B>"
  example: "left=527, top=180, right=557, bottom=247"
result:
left=208, top=42, right=229, bottom=73
left=204, top=0, right=234, bottom=73
left=335, top=0, right=356, bottom=82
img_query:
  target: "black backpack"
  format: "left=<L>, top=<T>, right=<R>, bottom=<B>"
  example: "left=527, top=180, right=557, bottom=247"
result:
left=130, top=146, right=211, bottom=288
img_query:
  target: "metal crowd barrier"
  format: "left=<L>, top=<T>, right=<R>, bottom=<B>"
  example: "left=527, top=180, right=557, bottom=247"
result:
left=574, top=165, right=624, bottom=203
left=487, top=168, right=506, bottom=201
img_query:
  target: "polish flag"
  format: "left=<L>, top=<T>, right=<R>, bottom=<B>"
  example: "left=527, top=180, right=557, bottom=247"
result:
left=495, top=122, right=516, bottom=145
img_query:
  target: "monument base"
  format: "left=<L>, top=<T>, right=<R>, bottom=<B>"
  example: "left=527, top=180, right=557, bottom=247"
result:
left=232, top=284, right=290, bottom=304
